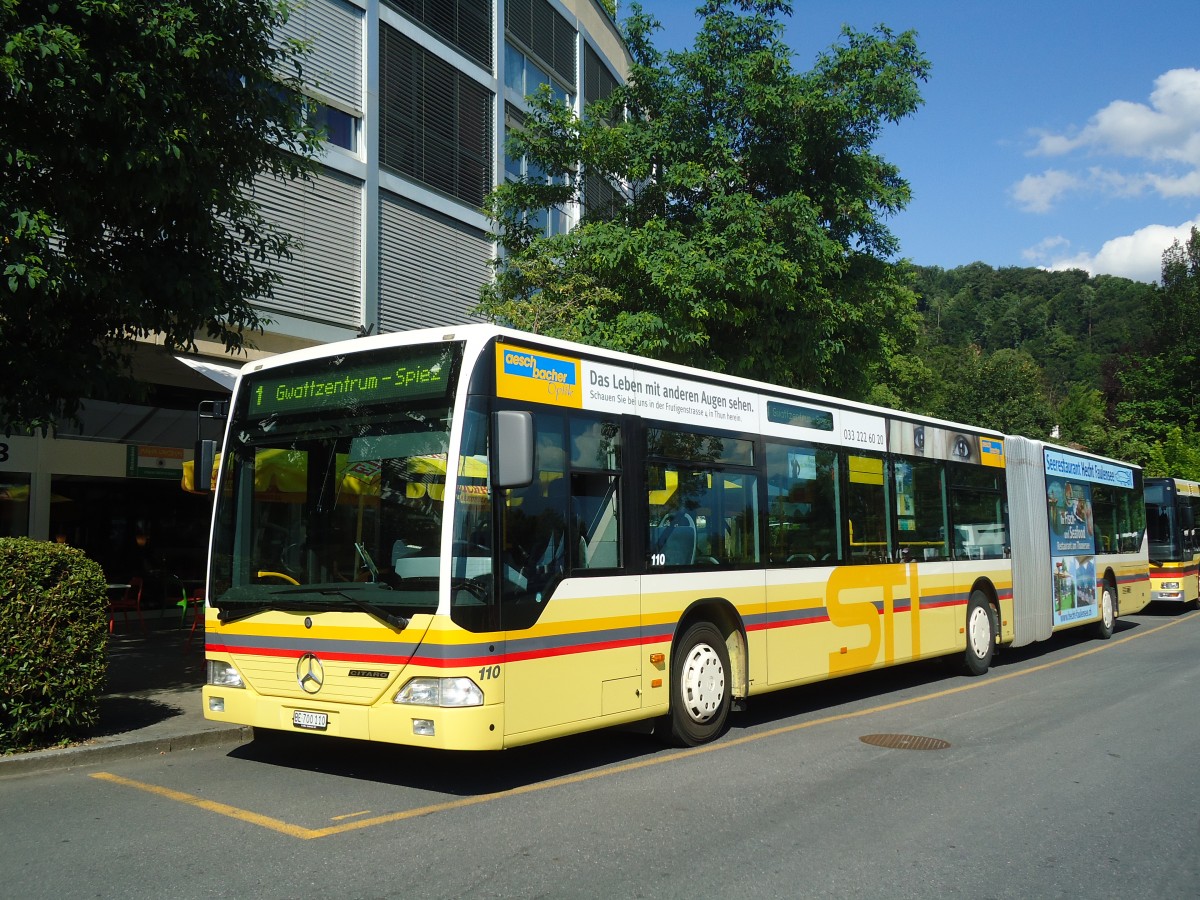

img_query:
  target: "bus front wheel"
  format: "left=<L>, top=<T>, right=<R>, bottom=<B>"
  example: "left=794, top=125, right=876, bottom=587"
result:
left=962, top=591, right=997, bottom=676
left=667, top=621, right=732, bottom=747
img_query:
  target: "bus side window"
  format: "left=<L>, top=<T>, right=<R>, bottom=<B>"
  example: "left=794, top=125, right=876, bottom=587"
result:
left=499, top=412, right=568, bottom=627
left=845, top=453, right=889, bottom=564
left=571, top=472, right=620, bottom=569
left=945, top=462, right=1008, bottom=561
left=894, top=459, right=948, bottom=562
left=1181, top=499, right=1197, bottom=553
left=765, top=442, right=840, bottom=565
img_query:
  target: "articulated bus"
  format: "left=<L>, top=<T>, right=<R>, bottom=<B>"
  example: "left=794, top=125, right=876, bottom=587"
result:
left=200, top=325, right=1149, bottom=749
left=1145, top=477, right=1200, bottom=607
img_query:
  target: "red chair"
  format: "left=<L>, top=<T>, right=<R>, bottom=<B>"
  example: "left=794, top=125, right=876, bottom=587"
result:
left=108, top=577, right=146, bottom=634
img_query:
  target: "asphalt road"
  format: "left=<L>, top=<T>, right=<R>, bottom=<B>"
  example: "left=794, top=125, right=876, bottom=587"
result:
left=3, top=607, right=1198, bottom=900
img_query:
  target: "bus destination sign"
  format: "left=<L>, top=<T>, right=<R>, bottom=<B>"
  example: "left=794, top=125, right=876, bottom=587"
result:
left=246, top=351, right=451, bottom=419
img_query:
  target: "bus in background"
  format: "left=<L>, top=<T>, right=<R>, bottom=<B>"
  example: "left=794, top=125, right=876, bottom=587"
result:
left=199, top=325, right=1148, bottom=750
left=1145, top=477, right=1200, bottom=607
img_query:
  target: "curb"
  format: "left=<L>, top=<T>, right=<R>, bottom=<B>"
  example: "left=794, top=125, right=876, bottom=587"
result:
left=0, top=726, right=253, bottom=778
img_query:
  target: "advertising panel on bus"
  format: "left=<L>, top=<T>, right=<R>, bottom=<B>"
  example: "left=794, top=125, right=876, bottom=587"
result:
left=1044, top=448, right=1134, bottom=626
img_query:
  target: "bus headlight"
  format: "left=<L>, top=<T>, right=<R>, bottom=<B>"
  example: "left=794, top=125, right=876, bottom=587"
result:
left=207, top=660, right=245, bottom=688
left=394, top=677, right=483, bottom=707
left=1161, top=581, right=1180, bottom=590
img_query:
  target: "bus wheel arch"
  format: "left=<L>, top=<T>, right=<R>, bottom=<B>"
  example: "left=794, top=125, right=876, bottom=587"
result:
left=664, top=598, right=745, bottom=747
left=961, top=583, right=999, bottom=676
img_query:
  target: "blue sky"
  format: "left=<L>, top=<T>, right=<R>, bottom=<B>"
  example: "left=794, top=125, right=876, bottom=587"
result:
left=639, top=1, right=1200, bottom=284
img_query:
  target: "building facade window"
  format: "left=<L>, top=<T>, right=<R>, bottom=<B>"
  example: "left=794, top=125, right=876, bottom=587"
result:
left=505, top=40, right=573, bottom=108
left=385, top=0, right=493, bottom=69
left=505, top=0, right=576, bottom=91
left=310, top=100, right=358, bottom=152
left=380, top=24, right=495, bottom=207
left=583, top=42, right=618, bottom=119
left=504, top=103, right=571, bottom=237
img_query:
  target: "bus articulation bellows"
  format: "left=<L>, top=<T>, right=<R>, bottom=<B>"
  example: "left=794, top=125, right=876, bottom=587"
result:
left=199, top=325, right=1149, bottom=749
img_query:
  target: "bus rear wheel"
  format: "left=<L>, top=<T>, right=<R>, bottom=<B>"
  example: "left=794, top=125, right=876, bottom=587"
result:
left=962, top=591, right=997, bottom=676
left=1095, top=580, right=1116, bottom=639
left=667, top=621, right=731, bottom=747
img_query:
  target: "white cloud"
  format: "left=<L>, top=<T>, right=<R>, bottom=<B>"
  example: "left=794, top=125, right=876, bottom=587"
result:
left=1036, top=217, right=1200, bottom=284
left=1033, top=68, right=1200, bottom=163
left=1147, top=169, right=1200, bottom=198
left=1012, top=169, right=1082, bottom=213
left=1021, top=235, right=1070, bottom=263
left=1013, top=167, right=1157, bottom=213
left=1019, top=69, right=1200, bottom=210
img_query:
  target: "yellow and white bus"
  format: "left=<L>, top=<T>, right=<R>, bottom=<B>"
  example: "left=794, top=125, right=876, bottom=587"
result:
left=201, top=325, right=1149, bottom=748
left=1145, top=477, right=1200, bottom=607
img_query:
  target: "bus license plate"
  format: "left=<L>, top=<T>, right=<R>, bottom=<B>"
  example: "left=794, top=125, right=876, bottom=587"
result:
left=293, top=710, right=328, bottom=731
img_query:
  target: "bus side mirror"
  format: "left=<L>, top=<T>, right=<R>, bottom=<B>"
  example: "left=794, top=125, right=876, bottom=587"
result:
left=193, top=439, right=217, bottom=494
left=494, top=410, right=534, bottom=489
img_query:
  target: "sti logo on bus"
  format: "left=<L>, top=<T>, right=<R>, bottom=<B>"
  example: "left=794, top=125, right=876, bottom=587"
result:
left=495, top=346, right=583, bottom=408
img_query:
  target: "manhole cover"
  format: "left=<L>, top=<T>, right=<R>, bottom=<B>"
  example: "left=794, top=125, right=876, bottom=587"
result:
left=859, top=733, right=951, bottom=751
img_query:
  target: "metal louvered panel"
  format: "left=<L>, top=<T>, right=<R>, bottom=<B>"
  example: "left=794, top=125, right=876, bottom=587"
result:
left=250, top=168, right=363, bottom=328
left=385, top=0, right=493, bottom=69
left=379, top=25, right=494, bottom=207
left=553, top=10, right=576, bottom=86
left=583, top=171, right=619, bottom=221
left=377, top=192, right=491, bottom=331
left=584, top=43, right=617, bottom=106
left=276, top=0, right=364, bottom=111
left=506, top=0, right=532, bottom=48
left=1006, top=436, right=1053, bottom=647
left=506, top=0, right=574, bottom=90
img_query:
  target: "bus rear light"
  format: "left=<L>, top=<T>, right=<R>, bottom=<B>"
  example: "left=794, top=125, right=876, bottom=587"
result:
left=394, top=677, right=483, bottom=708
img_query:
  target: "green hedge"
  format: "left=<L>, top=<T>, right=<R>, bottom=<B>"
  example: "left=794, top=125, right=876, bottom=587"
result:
left=0, top=538, right=108, bottom=754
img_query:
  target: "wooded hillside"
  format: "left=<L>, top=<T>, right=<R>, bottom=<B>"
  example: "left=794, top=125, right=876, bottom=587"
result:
left=874, top=230, right=1200, bottom=478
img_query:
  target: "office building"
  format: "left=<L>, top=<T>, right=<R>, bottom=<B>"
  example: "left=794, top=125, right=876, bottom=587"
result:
left=0, top=0, right=630, bottom=605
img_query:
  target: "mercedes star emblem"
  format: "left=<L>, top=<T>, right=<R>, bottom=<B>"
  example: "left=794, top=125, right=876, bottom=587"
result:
left=296, top=652, right=324, bottom=694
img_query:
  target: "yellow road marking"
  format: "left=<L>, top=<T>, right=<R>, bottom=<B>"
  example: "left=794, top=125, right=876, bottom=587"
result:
left=330, top=810, right=372, bottom=821
left=89, top=614, right=1194, bottom=839
left=90, top=772, right=317, bottom=839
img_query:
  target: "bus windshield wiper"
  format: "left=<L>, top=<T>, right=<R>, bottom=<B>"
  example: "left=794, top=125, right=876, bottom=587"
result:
left=326, top=590, right=410, bottom=630
left=355, top=541, right=380, bottom=582
left=217, top=598, right=313, bottom=624
left=216, top=586, right=410, bottom=629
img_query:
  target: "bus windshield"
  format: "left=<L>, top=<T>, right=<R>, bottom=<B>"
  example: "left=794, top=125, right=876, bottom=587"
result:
left=1146, top=480, right=1198, bottom=562
left=209, top=343, right=462, bottom=621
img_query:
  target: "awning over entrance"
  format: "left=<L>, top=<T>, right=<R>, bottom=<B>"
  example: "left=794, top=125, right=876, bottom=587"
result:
left=174, top=355, right=242, bottom=391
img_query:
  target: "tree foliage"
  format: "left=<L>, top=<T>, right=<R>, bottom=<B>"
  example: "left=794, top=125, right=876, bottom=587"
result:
left=899, top=238, right=1200, bottom=477
left=1, top=0, right=320, bottom=432
left=480, top=0, right=930, bottom=398
left=1112, top=227, right=1200, bottom=477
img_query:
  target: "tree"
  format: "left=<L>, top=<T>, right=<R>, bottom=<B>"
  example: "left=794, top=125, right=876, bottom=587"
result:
left=1112, top=226, right=1200, bottom=456
left=933, top=346, right=1054, bottom=439
left=1, top=0, right=320, bottom=432
left=480, top=0, right=930, bottom=399
left=1054, top=383, right=1106, bottom=450
left=1143, top=427, right=1200, bottom=481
